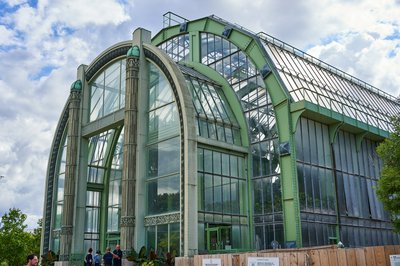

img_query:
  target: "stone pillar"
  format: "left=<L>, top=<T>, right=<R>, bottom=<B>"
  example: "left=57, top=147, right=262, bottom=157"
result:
left=59, top=80, right=82, bottom=261
left=120, top=46, right=140, bottom=253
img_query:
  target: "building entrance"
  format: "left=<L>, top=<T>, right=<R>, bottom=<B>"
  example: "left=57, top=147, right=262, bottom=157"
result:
left=206, top=225, right=232, bottom=251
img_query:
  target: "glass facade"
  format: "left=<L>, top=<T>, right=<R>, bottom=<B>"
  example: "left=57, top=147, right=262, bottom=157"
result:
left=295, top=118, right=337, bottom=247
left=146, top=223, right=180, bottom=254
left=90, top=59, right=126, bottom=122
left=106, top=130, right=123, bottom=244
left=84, top=191, right=101, bottom=252
left=145, top=61, right=180, bottom=254
left=296, top=117, right=400, bottom=247
left=197, top=148, right=249, bottom=252
left=87, top=130, right=114, bottom=184
left=334, top=130, right=399, bottom=247
left=199, top=32, right=281, bottom=250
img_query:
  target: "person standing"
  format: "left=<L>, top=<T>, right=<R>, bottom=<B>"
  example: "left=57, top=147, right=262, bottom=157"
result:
left=93, top=250, right=101, bottom=266
left=26, top=254, right=38, bottom=266
left=103, top=247, right=113, bottom=266
left=112, top=245, right=122, bottom=266
left=85, top=248, right=93, bottom=266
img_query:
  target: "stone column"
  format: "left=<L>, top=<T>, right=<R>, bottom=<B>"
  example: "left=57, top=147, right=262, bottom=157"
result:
left=120, top=46, right=140, bottom=253
left=59, top=80, right=82, bottom=261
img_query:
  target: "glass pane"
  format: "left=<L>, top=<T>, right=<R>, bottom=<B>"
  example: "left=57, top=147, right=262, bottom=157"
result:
left=147, top=175, right=180, bottom=215
left=148, top=137, right=180, bottom=178
left=169, top=223, right=180, bottom=254
left=149, top=63, right=174, bottom=110
left=148, top=103, right=179, bottom=143
left=157, top=224, right=169, bottom=253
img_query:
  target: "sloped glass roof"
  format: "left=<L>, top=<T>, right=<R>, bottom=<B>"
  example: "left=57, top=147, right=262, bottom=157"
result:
left=258, top=33, right=400, bottom=131
left=178, top=64, right=242, bottom=145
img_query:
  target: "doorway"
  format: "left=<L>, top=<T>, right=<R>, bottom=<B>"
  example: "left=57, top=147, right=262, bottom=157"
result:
left=206, top=224, right=232, bottom=251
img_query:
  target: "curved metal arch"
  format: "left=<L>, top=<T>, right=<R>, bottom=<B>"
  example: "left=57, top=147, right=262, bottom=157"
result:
left=85, top=41, right=132, bottom=82
left=41, top=99, right=70, bottom=254
left=152, top=16, right=290, bottom=107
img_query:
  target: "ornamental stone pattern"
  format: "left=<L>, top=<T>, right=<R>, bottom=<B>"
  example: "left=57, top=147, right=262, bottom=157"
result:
left=120, top=216, right=136, bottom=227
left=144, top=213, right=180, bottom=226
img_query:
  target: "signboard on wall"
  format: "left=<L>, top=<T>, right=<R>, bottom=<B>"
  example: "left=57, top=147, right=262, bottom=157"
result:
left=202, top=258, right=221, bottom=266
left=248, top=257, right=279, bottom=266
left=390, top=254, right=400, bottom=266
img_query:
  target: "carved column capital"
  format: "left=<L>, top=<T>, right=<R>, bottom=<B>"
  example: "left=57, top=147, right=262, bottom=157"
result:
left=60, top=225, right=73, bottom=236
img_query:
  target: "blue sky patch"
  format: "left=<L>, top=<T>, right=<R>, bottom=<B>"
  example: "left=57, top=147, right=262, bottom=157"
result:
left=51, top=24, right=76, bottom=37
left=388, top=44, right=399, bottom=58
left=0, top=44, right=18, bottom=52
left=384, top=30, right=400, bottom=40
left=0, top=2, right=19, bottom=17
left=27, top=0, right=38, bottom=8
left=29, top=65, right=58, bottom=80
left=319, top=33, right=344, bottom=45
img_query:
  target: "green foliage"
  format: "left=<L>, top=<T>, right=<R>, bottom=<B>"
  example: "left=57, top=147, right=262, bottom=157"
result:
left=125, top=246, right=175, bottom=266
left=376, top=116, right=400, bottom=232
left=0, top=208, right=42, bottom=266
left=41, top=250, right=58, bottom=266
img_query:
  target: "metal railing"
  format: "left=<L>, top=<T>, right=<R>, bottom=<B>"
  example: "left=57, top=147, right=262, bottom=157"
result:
left=163, top=12, right=189, bottom=28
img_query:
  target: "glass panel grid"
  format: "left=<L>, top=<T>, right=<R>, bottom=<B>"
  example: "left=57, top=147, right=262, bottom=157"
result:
left=262, top=40, right=400, bottom=132
left=159, top=34, right=190, bottom=62
left=181, top=65, right=241, bottom=145
left=89, top=60, right=126, bottom=122
left=87, top=130, right=114, bottom=183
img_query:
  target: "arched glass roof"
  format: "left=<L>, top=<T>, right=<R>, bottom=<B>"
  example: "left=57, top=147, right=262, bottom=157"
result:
left=179, top=64, right=242, bottom=145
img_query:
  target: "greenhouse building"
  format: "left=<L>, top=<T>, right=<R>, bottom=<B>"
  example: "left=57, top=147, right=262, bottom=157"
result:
left=41, top=13, right=400, bottom=262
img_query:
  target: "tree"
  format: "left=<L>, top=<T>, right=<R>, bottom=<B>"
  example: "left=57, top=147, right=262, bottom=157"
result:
left=0, top=208, right=38, bottom=266
left=376, top=116, right=400, bottom=232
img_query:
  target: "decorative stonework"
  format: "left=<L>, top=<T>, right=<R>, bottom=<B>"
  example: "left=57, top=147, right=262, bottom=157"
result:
left=120, top=216, right=136, bottom=227
left=85, top=46, right=130, bottom=81
left=144, top=213, right=180, bottom=226
left=127, top=57, right=140, bottom=68
left=60, top=226, right=73, bottom=235
left=52, top=230, right=61, bottom=238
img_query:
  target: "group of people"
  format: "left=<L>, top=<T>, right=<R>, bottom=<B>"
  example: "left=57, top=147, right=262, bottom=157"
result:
left=85, top=245, right=123, bottom=266
left=24, top=244, right=123, bottom=266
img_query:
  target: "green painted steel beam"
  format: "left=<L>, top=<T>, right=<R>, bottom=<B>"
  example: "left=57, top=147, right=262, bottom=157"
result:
left=291, top=100, right=389, bottom=140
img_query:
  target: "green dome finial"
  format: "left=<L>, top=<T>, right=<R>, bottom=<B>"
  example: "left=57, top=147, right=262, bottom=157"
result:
left=127, top=45, right=140, bottom=58
left=70, top=80, right=82, bottom=91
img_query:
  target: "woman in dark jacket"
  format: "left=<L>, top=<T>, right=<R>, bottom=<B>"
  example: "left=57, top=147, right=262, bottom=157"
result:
left=85, top=248, right=93, bottom=266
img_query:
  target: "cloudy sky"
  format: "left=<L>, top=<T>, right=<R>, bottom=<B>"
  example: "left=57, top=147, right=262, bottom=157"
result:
left=0, top=0, right=399, bottom=230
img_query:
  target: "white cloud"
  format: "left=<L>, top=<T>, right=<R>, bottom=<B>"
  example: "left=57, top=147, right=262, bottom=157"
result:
left=0, top=25, right=17, bottom=46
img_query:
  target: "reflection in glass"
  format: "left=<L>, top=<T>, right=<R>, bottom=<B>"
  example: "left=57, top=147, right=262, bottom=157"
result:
left=107, top=130, right=124, bottom=234
left=90, top=60, right=126, bottom=121
left=87, top=130, right=114, bottom=183
left=147, top=175, right=180, bottom=215
left=147, top=137, right=180, bottom=178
